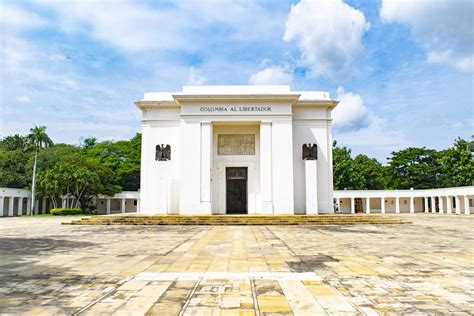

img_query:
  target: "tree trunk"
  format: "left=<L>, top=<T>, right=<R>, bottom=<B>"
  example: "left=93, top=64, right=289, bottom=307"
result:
left=30, top=145, right=39, bottom=215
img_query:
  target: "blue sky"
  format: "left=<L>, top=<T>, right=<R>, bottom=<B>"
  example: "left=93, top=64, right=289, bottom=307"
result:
left=1, top=0, right=472, bottom=162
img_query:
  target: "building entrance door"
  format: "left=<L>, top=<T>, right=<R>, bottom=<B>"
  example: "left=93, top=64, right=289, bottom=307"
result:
left=226, top=167, right=247, bottom=214
left=355, top=198, right=364, bottom=213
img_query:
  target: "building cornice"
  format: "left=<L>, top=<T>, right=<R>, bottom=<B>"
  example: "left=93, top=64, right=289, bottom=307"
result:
left=295, top=100, right=339, bottom=109
left=134, top=101, right=179, bottom=109
left=172, top=94, right=301, bottom=104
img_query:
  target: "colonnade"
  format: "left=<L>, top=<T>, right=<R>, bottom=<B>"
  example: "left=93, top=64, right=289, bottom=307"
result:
left=0, top=188, right=140, bottom=217
left=0, top=197, right=55, bottom=215
left=93, top=196, right=140, bottom=214
left=334, top=188, right=473, bottom=215
left=1, top=187, right=472, bottom=217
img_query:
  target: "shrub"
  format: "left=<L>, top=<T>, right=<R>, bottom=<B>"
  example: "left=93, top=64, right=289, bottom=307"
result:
left=50, top=208, right=83, bottom=216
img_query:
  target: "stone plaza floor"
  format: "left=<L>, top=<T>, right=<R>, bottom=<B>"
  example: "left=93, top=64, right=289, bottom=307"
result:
left=0, top=214, right=473, bottom=315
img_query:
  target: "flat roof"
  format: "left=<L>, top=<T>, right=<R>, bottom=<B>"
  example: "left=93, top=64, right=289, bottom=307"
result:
left=142, top=85, right=331, bottom=102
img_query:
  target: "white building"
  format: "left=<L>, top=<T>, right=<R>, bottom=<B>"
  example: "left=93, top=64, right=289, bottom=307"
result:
left=2, top=85, right=472, bottom=217
left=135, top=85, right=338, bottom=215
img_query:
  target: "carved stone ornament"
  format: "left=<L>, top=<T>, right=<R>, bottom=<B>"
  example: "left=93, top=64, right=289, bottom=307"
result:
left=155, top=144, right=171, bottom=161
left=302, top=143, right=318, bottom=160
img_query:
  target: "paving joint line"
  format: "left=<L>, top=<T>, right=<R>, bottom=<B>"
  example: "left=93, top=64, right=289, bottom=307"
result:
left=250, top=277, right=261, bottom=316
left=178, top=274, right=203, bottom=316
left=73, top=276, right=134, bottom=316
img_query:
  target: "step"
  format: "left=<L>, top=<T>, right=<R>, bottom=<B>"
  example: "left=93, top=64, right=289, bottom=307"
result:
left=65, top=215, right=409, bottom=226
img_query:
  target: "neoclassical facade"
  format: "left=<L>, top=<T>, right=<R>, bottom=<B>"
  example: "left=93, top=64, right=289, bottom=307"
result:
left=135, top=85, right=338, bottom=215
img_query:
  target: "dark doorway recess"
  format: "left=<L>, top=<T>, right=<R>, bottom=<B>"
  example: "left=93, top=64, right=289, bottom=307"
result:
left=226, top=167, right=248, bottom=214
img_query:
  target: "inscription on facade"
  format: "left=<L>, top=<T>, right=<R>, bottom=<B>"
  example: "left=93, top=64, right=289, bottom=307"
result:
left=218, top=134, right=255, bottom=155
left=200, top=106, right=272, bottom=112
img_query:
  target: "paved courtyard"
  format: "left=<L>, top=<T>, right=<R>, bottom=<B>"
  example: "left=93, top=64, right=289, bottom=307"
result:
left=0, top=214, right=473, bottom=315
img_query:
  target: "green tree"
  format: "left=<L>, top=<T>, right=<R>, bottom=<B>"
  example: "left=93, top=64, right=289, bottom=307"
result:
left=36, top=157, right=120, bottom=212
left=0, top=149, right=30, bottom=188
left=438, top=138, right=474, bottom=187
left=0, top=134, right=28, bottom=151
left=332, top=141, right=363, bottom=190
left=27, top=126, right=53, bottom=214
left=387, top=147, right=440, bottom=189
left=83, top=133, right=141, bottom=191
left=82, top=137, right=97, bottom=149
left=353, top=154, right=387, bottom=189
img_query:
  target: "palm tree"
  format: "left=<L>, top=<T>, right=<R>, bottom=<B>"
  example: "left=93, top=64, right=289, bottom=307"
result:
left=27, top=126, right=53, bottom=215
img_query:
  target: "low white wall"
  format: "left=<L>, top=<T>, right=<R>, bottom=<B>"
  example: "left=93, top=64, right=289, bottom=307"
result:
left=1, top=186, right=472, bottom=216
left=0, top=188, right=140, bottom=216
left=334, top=186, right=474, bottom=214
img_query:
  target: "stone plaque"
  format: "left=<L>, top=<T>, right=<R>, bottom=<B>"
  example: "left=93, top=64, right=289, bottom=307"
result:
left=218, top=134, right=255, bottom=155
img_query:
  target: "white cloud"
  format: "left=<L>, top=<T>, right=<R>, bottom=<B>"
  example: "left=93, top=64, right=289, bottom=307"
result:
left=332, top=87, right=409, bottom=161
left=381, top=0, right=474, bottom=72
left=173, top=0, right=284, bottom=42
left=32, top=0, right=283, bottom=54
left=187, top=67, right=206, bottom=85
left=0, top=3, right=47, bottom=29
left=33, top=0, right=190, bottom=53
left=15, top=96, right=31, bottom=102
left=332, top=87, right=369, bottom=129
left=248, top=66, right=293, bottom=85
left=283, top=0, right=370, bottom=80
left=334, top=113, right=409, bottom=161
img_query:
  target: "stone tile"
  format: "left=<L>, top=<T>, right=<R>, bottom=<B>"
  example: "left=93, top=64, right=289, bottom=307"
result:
left=0, top=215, right=473, bottom=315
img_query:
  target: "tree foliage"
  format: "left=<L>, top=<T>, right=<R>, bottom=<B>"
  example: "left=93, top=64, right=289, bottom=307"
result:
left=0, top=134, right=29, bottom=151
left=83, top=133, right=141, bottom=191
left=0, top=149, right=30, bottom=188
left=36, top=157, right=120, bottom=212
left=332, top=141, right=363, bottom=190
left=387, top=147, right=440, bottom=189
left=353, top=154, right=387, bottom=189
left=438, top=138, right=474, bottom=187
left=333, top=138, right=472, bottom=190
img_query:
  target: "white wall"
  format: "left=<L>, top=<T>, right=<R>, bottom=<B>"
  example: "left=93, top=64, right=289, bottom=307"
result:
left=293, top=108, right=334, bottom=214
left=334, top=187, right=474, bottom=214
left=212, top=124, right=260, bottom=214
left=140, top=119, right=180, bottom=214
left=272, top=118, right=294, bottom=214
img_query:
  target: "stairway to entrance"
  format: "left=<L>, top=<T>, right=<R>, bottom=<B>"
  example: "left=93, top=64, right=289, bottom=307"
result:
left=64, top=214, right=409, bottom=225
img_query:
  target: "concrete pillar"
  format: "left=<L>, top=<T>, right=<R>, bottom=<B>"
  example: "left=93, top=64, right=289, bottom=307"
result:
left=200, top=121, right=212, bottom=213
left=395, top=197, right=400, bottom=213
left=260, top=121, right=273, bottom=213
left=26, top=198, right=31, bottom=215
left=424, top=197, right=429, bottom=212
left=446, top=196, right=452, bottom=214
left=62, top=198, right=66, bottom=208
left=18, top=197, right=23, bottom=216
left=34, top=200, right=39, bottom=215
left=438, top=196, right=444, bottom=214
left=106, top=198, right=111, bottom=214
left=464, top=196, right=470, bottom=215
left=42, top=198, right=47, bottom=214
left=179, top=120, right=201, bottom=214
left=304, top=160, right=318, bottom=214
left=0, top=196, right=3, bottom=216
left=137, top=199, right=141, bottom=213
left=455, top=195, right=461, bottom=215
left=336, top=198, right=341, bottom=213
left=350, top=197, right=355, bottom=214
left=431, top=196, right=436, bottom=213
left=409, top=197, right=415, bottom=213
left=271, top=119, right=294, bottom=214
left=381, top=197, right=385, bottom=213
left=121, top=198, right=126, bottom=214
left=8, top=197, right=14, bottom=217
left=365, top=197, right=371, bottom=214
